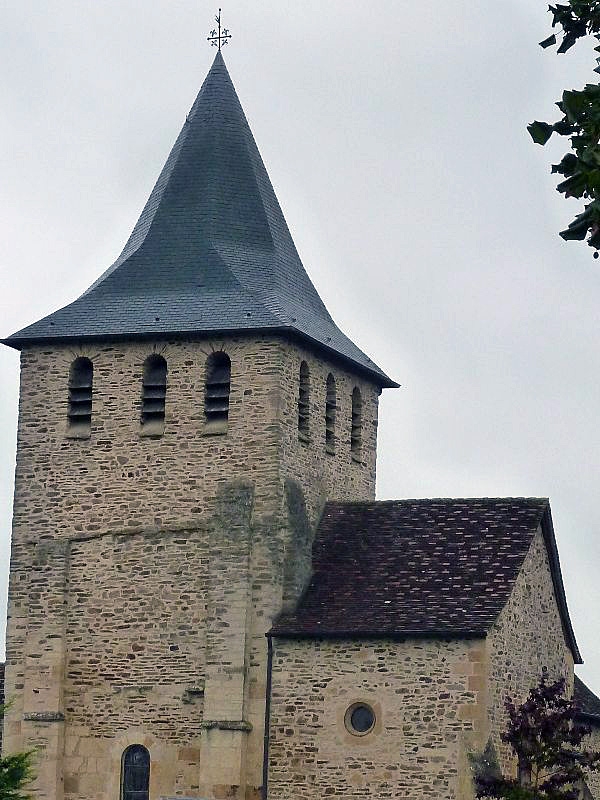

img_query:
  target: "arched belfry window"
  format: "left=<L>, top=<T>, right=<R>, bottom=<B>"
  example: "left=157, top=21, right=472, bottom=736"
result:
left=298, top=361, right=310, bottom=441
left=325, top=373, right=336, bottom=454
left=121, top=744, right=150, bottom=800
left=351, top=387, right=362, bottom=460
left=205, top=352, right=231, bottom=432
left=141, top=354, right=167, bottom=435
left=67, top=357, right=93, bottom=437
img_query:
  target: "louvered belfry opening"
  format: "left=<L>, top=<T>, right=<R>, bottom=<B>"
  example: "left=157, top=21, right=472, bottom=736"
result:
left=205, top=351, right=231, bottom=432
left=298, top=361, right=310, bottom=440
left=141, top=354, right=167, bottom=433
left=325, top=373, right=336, bottom=454
left=67, top=357, right=93, bottom=435
left=121, top=744, right=150, bottom=800
left=351, top=386, right=362, bottom=459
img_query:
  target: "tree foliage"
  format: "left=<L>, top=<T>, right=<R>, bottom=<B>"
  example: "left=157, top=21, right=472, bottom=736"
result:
left=0, top=703, right=34, bottom=800
left=475, top=674, right=600, bottom=799
left=529, top=1, right=600, bottom=255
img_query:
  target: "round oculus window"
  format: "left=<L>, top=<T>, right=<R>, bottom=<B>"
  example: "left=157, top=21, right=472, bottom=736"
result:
left=345, top=702, right=376, bottom=736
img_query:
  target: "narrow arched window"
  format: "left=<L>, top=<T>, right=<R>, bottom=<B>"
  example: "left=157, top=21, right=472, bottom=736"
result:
left=351, top=387, right=362, bottom=459
left=205, top=352, right=231, bottom=432
left=67, top=357, right=93, bottom=437
left=298, top=361, right=310, bottom=440
left=325, top=373, right=336, bottom=454
left=141, top=354, right=167, bottom=435
left=121, top=745, right=150, bottom=800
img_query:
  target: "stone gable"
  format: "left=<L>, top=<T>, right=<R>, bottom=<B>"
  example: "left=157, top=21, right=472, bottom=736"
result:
left=486, top=526, right=574, bottom=775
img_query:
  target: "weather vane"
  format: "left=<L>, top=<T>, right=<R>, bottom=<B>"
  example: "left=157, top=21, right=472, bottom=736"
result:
left=207, top=9, right=231, bottom=51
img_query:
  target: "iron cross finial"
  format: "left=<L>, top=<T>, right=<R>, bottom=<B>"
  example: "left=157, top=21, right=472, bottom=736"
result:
left=207, top=9, right=231, bottom=51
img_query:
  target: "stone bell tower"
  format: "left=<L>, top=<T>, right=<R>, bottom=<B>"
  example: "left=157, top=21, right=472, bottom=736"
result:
left=1, top=51, right=395, bottom=800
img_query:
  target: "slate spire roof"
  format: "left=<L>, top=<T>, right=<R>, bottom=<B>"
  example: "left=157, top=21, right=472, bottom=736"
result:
left=3, top=52, right=396, bottom=387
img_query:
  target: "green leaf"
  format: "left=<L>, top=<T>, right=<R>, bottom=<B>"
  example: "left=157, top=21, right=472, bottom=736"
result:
left=558, top=32, right=578, bottom=52
left=585, top=168, right=600, bottom=189
left=560, top=218, right=590, bottom=240
left=589, top=227, right=600, bottom=248
left=552, top=119, right=574, bottom=135
left=534, top=1, right=600, bottom=256
left=562, top=89, right=587, bottom=122
left=552, top=153, right=579, bottom=175
left=527, top=120, right=554, bottom=145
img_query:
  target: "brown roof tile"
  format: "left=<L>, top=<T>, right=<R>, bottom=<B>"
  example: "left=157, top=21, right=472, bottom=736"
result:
left=270, top=498, right=581, bottom=662
left=574, top=675, right=600, bottom=722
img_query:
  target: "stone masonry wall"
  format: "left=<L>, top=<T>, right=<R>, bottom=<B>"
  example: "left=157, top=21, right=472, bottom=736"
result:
left=485, top=526, right=574, bottom=776
left=267, top=637, right=487, bottom=800
left=242, top=341, right=381, bottom=791
left=62, top=525, right=207, bottom=798
left=278, top=341, right=379, bottom=526
left=3, top=332, right=381, bottom=800
left=5, top=334, right=283, bottom=800
left=0, top=662, right=4, bottom=752
left=581, top=724, right=600, bottom=798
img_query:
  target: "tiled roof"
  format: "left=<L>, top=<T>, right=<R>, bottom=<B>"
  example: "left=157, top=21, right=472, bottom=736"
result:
left=574, top=675, right=600, bottom=723
left=3, top=52, right=396, bottom=388
left=271, top=498, right=581, bottom=663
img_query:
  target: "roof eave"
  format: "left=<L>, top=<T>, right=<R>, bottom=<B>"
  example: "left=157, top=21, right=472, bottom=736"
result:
left=278, top=325, right=399, bottom=388
left=575, top=711, right=600, bottom=725
left=1, top=324, right=399, bottom=389
left=267, top=628, right=488, bottom=641
left=540, top=504, right=583, bottom=664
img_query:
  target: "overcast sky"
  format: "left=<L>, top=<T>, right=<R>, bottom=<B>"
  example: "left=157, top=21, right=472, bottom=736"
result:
left=2, top=1, right=600, bottom=692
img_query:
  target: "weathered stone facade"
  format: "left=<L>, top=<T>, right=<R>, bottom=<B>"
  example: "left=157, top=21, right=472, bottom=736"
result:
left=2, top=334, right=380, bottom=799
left=0, top=661, right=4, bottom=753
left=583, top=726, right=600, bottom=797
left=267, top=637, right=486, bottom=799
left=486, top=527, right=574, bottom=774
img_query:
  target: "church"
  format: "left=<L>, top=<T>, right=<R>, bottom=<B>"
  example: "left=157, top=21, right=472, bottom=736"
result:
left=2, top=42, right=600, bottom=800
